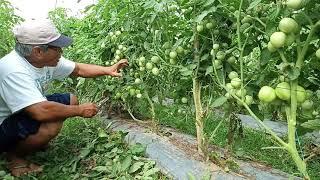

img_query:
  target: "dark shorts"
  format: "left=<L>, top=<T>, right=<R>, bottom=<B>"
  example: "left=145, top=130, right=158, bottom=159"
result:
left=0, top=93, right=71, bottom=152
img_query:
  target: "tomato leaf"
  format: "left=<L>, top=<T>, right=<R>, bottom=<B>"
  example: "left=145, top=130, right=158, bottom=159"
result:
left=121, top=156, right=132, bottom=172
left=247, top=0, right=262, bottom=10
left=260, top=48, right=272, bottom=66
left=287, top=67, right=300, bottom=80
left=212, top=96, right=227, bottom=108
left=205, top=66, right=213, bottom=75
left=194, top=6, right=217, bottom=23
left=301, top=119, right=320, bottom=130
left=129, top=162, right=144, bottom=174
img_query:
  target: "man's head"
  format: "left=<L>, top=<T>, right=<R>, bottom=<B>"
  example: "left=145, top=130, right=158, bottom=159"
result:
left=13, top=19, right=73, bottom=67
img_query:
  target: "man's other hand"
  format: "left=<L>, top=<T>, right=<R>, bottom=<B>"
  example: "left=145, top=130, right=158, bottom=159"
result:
left=109, top=59, right=129, bottom=77
left=79, top=103, right=98, bottom=118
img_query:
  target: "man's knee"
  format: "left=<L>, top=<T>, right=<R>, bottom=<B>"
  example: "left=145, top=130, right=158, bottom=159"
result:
left=70, top=94, right=79, bottom=105
left=40, top=121, right=63, bottom=139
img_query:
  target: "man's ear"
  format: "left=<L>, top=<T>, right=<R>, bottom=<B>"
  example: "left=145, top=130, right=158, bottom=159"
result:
left=31, top=46, right=45, bottom=59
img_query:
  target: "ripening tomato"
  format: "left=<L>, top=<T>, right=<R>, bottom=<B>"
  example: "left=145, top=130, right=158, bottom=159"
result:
left=151, top=56, right=160, bottom=63
left=316, top=49, right=320, bottom=59
left=279, top=18, right=299, bottom=34
left=286, top=0, right=303, bottom=10
left=258, top=86, right=276, bottom=103
left=169, top=51, right=178, bottom=59
left=197, top=25, right=204, bottom=32
left=270, top=32, right=286, bottom=48
left=231, top=78, right=241, bottom=89
left=146, top=62, right=153, bottom=70
left=181, top=97, right=188, bottom=104
left=275, top=82, right=291, bottom=101
left=228, top=71, right=238, bottom=80
left=152, top=67, right=160, bottom=75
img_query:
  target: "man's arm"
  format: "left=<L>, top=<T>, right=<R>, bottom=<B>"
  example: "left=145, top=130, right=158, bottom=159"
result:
left=71, top=59, right=128, bottom=78
left=24, top=101, right=98, bottom=122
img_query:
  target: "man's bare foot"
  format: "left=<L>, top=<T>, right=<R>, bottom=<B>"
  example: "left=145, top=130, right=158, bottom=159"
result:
left=6, top=154, right=43, bottom=177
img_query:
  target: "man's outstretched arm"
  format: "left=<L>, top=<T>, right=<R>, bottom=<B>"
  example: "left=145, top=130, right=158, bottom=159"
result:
left=71, top=59, right=129, bottom=78
left=24, top=101, right=98, bottom=122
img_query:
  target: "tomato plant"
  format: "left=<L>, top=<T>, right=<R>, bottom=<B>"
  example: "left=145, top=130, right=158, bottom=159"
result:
left=47, top=0, right=320, bottom=178
left=0, top=0, right=21, bottom=58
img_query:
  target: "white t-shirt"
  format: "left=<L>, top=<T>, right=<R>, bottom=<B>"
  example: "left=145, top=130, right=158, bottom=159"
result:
left=0, top=50, right=75, bottom=125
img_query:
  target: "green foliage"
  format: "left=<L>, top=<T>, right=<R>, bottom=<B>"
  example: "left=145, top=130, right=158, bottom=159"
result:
left=0, top=0, right=21, bottom=58
left=0, top=118, right=165, bottom=179
left=44, top=0, right=320, bottom=178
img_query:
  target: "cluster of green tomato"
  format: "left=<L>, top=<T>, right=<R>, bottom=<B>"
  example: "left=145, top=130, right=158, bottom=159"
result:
left=225, top=71, right=254, bottom=105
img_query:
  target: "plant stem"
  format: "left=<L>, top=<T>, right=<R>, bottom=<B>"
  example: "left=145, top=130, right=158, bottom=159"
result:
left=144, top=90, right=156, bottom=121
left=193, top=78, right=204, bottom=155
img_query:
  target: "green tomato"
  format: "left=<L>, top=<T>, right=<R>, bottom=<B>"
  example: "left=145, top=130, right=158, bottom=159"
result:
left=176, top=46, right=184, bottom=54
left=236, top=89, right=247, bottom=97
left=228, top=71, right=238, bottom=80
left=146, top=62, right=153, bottom=70
left=152, top=67, right=160, bottom=75
left=301, top=100, right=313, bottom=110
left=135, top=78, right=142, bottom=84
left=216, top=51, right=226, bottom=60
left=139, top=56, right=146, bottom=63
left=231, top=78, right=241, bottom=89
left=115, top=49, right=121, bottom=55
left=135, top=89, right=141, bottom=94
left=258, top=86, right=276, bottom=103
left=169, top=51, right=178, bottom=59
left=212, top=44, right=220, bottom=51
left=129, top=89, right=136, bottom=96
left=206, top=22, right=214, bottom=29
left=115, top=55, right=121, bottom=60
left=297, top=85, right=306, bottom=103
left=275, top=82, right=291, bottom=101
left=139, top=67, right=145, bottom=71
left=227, top=56, right=236, bottom=64
left=287, top=0, right=302, bottom=9
left=213, top=29, right=219, bottom=35
left=226, top=83, right=233, bottom=90
left=181, top=97, right=188, bottom=104
left=151, top=56, right=160, bottom=63
left=279, top=18, right=299, bottom=34
left=115, top=92, right=122, bottom=99
left=118, top=45, right=124, bottom=50
left=270, top=32, right=286, bottom=48
left=316, top=49, right=320, bottom=59
left=169, top=58, right=177, bottom=65
left=138, top=61, right=144, bottom=67
left=222, top=43, right=228, bottom=48
left=197, top=24, right=204, bottom=32
left=136, top=93, right=142, bottom=98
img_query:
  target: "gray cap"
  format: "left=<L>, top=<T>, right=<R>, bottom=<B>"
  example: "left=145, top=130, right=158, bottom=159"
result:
left=13, top=19, right=73, bottom=47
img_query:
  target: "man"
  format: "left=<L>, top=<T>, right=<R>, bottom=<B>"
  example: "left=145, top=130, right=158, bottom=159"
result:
left=0, top=19, right=128, bottom=176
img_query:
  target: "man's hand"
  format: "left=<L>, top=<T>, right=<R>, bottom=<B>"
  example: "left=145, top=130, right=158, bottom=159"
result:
left=78, top=103, right=98, bottom=118
left=109, top=59, right=129, bottom=77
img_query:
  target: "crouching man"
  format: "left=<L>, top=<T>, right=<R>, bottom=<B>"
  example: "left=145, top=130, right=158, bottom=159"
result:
left=0, top=19, right=128, bottom=176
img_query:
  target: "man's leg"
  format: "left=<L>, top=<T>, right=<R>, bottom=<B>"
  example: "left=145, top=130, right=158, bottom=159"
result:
left=6, top=94, right=78, bottom=177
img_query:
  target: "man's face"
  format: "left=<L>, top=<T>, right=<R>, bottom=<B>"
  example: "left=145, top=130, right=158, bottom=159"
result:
left=34, top=45, right=63, bottom=67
